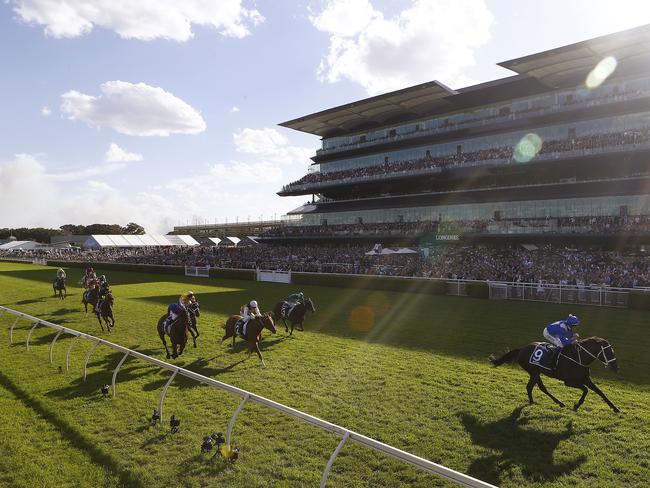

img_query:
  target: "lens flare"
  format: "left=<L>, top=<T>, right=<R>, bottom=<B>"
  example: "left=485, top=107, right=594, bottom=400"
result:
left=349, top=305, right=375, bottom=332
left=586, top=56, right=617, bottom=89
left=514, top=133, right=543, bottom=163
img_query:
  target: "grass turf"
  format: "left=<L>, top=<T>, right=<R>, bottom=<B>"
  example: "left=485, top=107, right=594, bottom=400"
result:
left=0, top=261, right=648, bottom=487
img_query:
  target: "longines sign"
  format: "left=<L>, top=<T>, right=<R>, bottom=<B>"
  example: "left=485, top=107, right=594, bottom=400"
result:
left=435, top=234, right=460, bottom=241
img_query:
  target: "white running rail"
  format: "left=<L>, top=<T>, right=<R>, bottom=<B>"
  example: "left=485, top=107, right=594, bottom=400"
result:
left=184, top=265, right=210, bottom=278
left=0, top=305, right=495, bottom=488
left=256, top=268, right=292, bottom=284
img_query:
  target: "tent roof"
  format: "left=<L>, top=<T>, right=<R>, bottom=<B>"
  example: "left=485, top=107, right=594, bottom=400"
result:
left=84, top=234, right=198, bottom=248
left=0, top=240, right=37, bottom=250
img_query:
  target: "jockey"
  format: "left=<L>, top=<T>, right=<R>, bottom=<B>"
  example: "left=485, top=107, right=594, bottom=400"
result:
left=82, top=267, right=97, bottom=289
left=95, top=277, right=110, bottom=313
left=179, top=291, right=196, bottom=307
left=286, top=291, right=305, bottom=305
left=165, top=303, right=186, bottom=328
left=56, top=268, right=66, bottom=280
left=239, top=300, right=261, bottom=335
left=543, top=314, right=580, bottom=367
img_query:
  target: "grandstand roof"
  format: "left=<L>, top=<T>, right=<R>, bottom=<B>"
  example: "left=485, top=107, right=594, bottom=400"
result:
left=83, top=234, right=199, bottom=249
left=281, top=24, right=650, bottom=138
left=499, top=24, right=650, bottom=88
left=280, top=80, right=457, bottom=138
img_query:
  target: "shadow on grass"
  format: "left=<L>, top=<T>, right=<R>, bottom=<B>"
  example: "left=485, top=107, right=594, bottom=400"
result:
left=15, top=297, right=48, bottom=305
left=459, top=407, right=585, bottom=485
left=178, top=453, right=230, bottom=478
left=0, top=369, right=145, bottom=487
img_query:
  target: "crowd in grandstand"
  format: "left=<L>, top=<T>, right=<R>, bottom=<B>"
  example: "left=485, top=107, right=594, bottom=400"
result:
left=284, top=128, right=650, bottom=190
left=320, top=78, right=650, bottom=154
left=4, top=240, right=650, bottom=288
left=259, top=215, right=650, bottom=238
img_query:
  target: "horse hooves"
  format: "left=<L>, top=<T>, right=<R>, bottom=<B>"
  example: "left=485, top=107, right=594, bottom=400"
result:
left=573, top=404, right=580, bottom=412
left=558, top=402, right=566, bottom=408
left=166, top=353, right=171, bottom=359
left=613, top=407, right=621, bottom=413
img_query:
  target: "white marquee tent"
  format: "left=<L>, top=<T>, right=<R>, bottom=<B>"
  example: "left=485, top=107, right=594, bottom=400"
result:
left=83, top=234, right=199, bottom=250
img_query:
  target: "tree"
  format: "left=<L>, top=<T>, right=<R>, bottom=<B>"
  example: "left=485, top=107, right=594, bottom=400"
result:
left=123, top=222, right=145, bottom=234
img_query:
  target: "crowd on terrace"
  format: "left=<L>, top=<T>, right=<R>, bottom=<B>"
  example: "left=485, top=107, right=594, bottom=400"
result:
left=284, top=128, right=650, bottom=190
left=259, top=215, right=650, bottom=238
left=320, top=78, right=650, bottom=154
left=4, top=239, right=650, bottom=288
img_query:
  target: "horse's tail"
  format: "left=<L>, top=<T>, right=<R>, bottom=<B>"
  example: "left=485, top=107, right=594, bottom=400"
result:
left=489, top=349, right=520, bottom=367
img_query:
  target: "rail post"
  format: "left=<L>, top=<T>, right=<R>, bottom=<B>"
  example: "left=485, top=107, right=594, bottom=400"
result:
left=321, top=431, right=350, bottom=487
left=226, top=393, right=250, bottom=448
left=158, top=369, right=178, bottom=424
left=112, top=351, right=130, bottom=397
left=26, top=321, right=40, bottom=351
left=9, top=316, right=21, bottom=344
left=83, top=340, right=100, bottom=382
left=49, top=329, right=64, bottom=364
left=65, top=335, right=79, bottom=371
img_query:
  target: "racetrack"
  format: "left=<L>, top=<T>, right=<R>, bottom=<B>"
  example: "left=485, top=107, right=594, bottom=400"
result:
left=0, top=262, right=649, bottom=487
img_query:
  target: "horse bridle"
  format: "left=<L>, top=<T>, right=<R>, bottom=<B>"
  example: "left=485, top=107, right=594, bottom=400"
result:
left=564, top=341, right=617, bottom=369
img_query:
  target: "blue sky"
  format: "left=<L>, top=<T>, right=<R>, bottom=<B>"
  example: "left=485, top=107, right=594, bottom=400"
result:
left=1, top=0, right=649, bottom=233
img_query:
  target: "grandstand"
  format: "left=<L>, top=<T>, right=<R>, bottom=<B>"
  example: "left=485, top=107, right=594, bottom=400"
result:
left=268, top=24, right=650, bottom=247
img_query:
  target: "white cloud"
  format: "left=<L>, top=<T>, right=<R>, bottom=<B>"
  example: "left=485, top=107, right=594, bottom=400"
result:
left=104, top=143, right=143, bottom=162
left=233, top=127, right=312, bottom=164
left=60, top=81, right=206, bottom=136
left=230, top=106, right=240, bottom=113
left=10, top=0, right=264, bottom=41
left=0, top=154, right=180, bottom=232
left=41, top=106, right=51, bottom=116
left=310, top=0, right=493, bottom=94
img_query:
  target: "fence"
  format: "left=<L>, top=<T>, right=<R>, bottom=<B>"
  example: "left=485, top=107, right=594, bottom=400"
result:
left=184, top=265, right=210, bottom=278
left=0, top=306, right=494, bottom=487
left=487, top=281, right=629, bottom=308
left=256, top=268, right=292, bottom=284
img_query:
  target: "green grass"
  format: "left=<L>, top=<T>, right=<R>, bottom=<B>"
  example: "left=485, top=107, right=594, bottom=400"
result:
left=0, top=261, right=649, bottom=487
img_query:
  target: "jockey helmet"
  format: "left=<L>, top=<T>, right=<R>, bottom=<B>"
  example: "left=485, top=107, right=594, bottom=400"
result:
left=566, top=314, right=580, bottom=326
left=86, top=267, right=93, bottom=273
left=187, top=291, right=194, bottom=297
left=249, top=300, right=258, bottom=308
left=99, top=275, right=106, bottom=281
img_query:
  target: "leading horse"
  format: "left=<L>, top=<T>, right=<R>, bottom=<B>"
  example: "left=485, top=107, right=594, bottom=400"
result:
left=221, top=314, right=276, bottom=368
left=187, top=300, right=201, bottom=347
left=272, top=298, right=316, bottom=335
left=52, top=277, right=66, bottom=300
left=95, top=291, right=115, bottom=333
left=489, top=336, right=620, bottom=412
left=157, top=308, right=191, bottom=360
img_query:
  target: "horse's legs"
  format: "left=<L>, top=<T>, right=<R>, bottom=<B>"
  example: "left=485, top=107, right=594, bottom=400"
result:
left=96, top=313, right=105, bottom=333
left=252, top=341, right=266, bottom=368
left=526, top=374, right=537, bottom=404
left=171, top=342, right=179, bottom=359
left=160, top=332, right=171, bottom=359
left=585, top=378, right=620, bottom=413
left=178, top=338, right=186, bottom=357
left=189, top=326, right=197, bottom=348
left=536, top=377, right=565, bottom=407
left=283, top=318, right=288, bottom=333
left=569, top=385, right=589, bottom=411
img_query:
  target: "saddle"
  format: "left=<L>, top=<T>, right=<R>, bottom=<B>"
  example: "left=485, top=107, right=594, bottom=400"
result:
left=281, top=301, right=296, bottom=319
left=529, top=343, right=558, bottom=371
left=163, top=317, right=179, bottom=336
left=234, top=319, right=247, bottom=338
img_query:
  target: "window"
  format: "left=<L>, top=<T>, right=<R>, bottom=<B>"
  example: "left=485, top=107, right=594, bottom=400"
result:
left=357, top=217, right=363, bottom=224
left=389, top=129, right=396, bottom=138
left=494, top=210, right=502, bottom=221
left=359, top=135, right=366, bottom=143
left=456, top=145, right=462, bottom=155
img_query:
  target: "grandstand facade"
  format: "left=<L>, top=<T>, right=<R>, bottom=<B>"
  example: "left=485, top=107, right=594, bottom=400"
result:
left=272, top=25, right=650, bottom=245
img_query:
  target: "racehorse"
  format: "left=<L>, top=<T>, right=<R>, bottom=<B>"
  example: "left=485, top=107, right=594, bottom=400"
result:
left=272, top=298, right=316, bottom=335
left=187, top=300, right=201, bottom=348
left=157, top=308, right=191, bottom=360
left=53, top=277, right=66, bottom=300
left=221, top=314, right=276, bottom=368
left=82, top=286, right=99, bottom=315
left=95, top=291, right=115, bottom=333
left=489, top=336, right=620, bottom=412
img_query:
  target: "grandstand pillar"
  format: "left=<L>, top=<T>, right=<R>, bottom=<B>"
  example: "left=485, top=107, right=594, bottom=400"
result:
left=157, top=369, right=178, bottom=424
left=111, top=351, right=130, bottom=397
left=321, top=431, right=350, bottom=488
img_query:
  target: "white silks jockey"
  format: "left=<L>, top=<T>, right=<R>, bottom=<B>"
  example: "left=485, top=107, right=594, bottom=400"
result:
left=240, top=300, right=261, bottom=335
left=56, top=268, right=66, bottom=279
